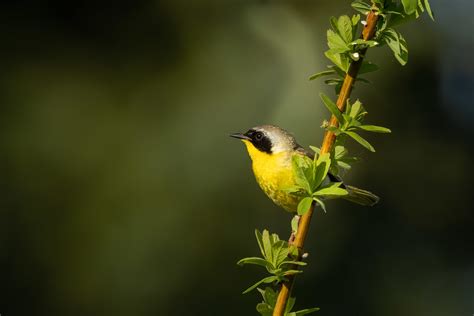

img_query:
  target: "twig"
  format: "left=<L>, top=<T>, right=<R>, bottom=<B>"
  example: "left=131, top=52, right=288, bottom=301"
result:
left=272, top=11, right=379, bottom=316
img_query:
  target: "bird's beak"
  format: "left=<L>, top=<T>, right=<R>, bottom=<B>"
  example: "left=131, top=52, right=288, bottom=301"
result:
left=230, top=132, right=251, bottom=141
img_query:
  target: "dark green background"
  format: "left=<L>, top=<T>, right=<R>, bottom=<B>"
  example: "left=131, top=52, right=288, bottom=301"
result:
left=1, top=1, right=473, bottom=315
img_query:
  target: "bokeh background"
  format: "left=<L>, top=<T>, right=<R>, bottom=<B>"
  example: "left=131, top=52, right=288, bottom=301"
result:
left=1, top=1, right=473, bottom=315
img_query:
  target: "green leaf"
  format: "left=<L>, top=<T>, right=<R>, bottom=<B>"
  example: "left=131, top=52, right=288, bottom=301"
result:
left=359, top=61, right=379, bottom=74
left=260, top=287, right=278, bottom=307
left=329, top=16, right=338, bottom=32
left=237, top=257, right=271, bottom=268
left=285, top=297, right=296, bottom=314
left=357, top=125, right=391, bottom=133
left=324, top=78, right=343, bottom=86
left=273, top=240, right=290, bottom=267
left=320, top=93, right=344, bottom=124
left=380, top=28, right=409, bottom=65
left=336, top=160, right=352, bottom=170
left=337, top=15, right=353, bottom=43
left=337, top=156, right=359, bottom=171
left=349, top=100, right=367, bottom=121
left=334, top=145, right=348, bottom=159
left=313, top=197, right=327, bottom=213
left=309, top=70, right=335, bottom=80
left=280, top=260, right=307, bottom=267
left=381, top=28, right=400, bottom=54
left=297, top=197, right=313, bottom=216
left=291, top=307, right=321, bottom=315
left=292, top=155, right=313, bottom=193
left=283, top=269, right=303, bottom=276
left=242, top=276, right=278, bottom=294
left=282, top=186, right=305, bottom=194
left=314, top=185, right=348, bottom=197
left=402, top=0, right=418, bottom=15
left=327, top=30, right=350, bottom=53
left=313, top=153, right=331, bottom=189
left=309, top=146, right=320, bottom=155
left=262, top=229, right=273, bottom=262
left=255, top=230, right=265, bottom=258
left=291, top=215, right=300, bottom=233
left=350, top=39, right=379, bottom=47
left=356, top=77, right=371, bottom=84
left=351, top=14, right=360, bottom=27
left=424, top=0, right=434, bottom=20
left=256, top=303, right=272, bottom=316
left=324, top=50, right=349, bottom=72
left=351, top=1, right=372, bottom=15
left=394, top=33, right=408, bottom=65
left=328, top=65, right=346, bottom=78
left=344, top=131, right=375, bottom=152
left=326, top=126, right=342, bottom=136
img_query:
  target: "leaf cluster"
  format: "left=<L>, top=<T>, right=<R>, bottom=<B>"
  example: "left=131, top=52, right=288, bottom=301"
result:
left=310, top=0, right=434, bottom=90
left=237, top=230, right=306, bottom=294
left=320, top=94, right=391, bottom=153
left=310, top=14, right=379, bottom=94
left=285, top=153, right=348, bottom=215
left=256, top=287, right=320, bottom=316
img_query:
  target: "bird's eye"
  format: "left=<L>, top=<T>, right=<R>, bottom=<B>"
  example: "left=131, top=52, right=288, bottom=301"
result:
left=255, top=132, right=263, bottom=140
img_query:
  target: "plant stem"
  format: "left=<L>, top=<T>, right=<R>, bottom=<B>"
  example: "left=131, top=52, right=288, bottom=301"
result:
left=272, top=11, right=379, bottom=316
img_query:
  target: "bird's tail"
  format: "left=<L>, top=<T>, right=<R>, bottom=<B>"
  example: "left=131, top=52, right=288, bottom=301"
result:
left=343, top=185, right=379, bottom=206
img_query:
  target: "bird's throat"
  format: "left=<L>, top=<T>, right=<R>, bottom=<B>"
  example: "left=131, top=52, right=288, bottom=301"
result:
left=242, top=140, right=298, bottom=212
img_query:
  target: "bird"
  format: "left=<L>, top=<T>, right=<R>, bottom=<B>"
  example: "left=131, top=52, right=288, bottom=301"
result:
left=230, top=125, right=378, bottom=213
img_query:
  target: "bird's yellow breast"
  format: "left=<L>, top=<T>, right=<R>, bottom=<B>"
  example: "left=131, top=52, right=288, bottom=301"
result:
left=243, top=140, right=300, bottom=212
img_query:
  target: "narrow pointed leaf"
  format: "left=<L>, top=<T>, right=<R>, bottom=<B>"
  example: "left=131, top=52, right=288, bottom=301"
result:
left=320, top=93, right=344, bottom=124
left=285, top=297, right=297, bottom=314
left=314, top=186, right=348, bottom=197
left=255, top=230, right=265, bottom=258
left=237, top=257, right=271, bottom=268
left=345, top=131, right=375, bottom=152
left=309, top=146, right=320, bottom=156
left=313, top=197, right=327, bottom=213
left=309, top=70, right=335, bottom=80
left=424, top=0, right=434, bottom=20
left=280, top=260, right=307, bottom=267
left=292, top=307, right=321, bottom=315
left=297, top=197, right=313, bottom=216
left=313, top=153, right=331, bottom=188
left=357, top=125, right=391, bottom=133
left=351, top=1, right=371, bottom=15
left=242, top=276, right=278, bottom=294
left=359, top=61, right=379, bottom=74
left=283, top=269, right=303, bottom=276
left=402, top=0, right=418, bottom=15
left=262, top=230, right=273, bottom=262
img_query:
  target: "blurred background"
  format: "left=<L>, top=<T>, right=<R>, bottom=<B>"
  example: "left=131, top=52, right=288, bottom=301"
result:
left=0, top=0, right=473, bottom=315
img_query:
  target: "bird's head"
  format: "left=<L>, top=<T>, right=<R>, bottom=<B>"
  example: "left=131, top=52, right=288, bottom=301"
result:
left=230, top=125, right=299, bottom=160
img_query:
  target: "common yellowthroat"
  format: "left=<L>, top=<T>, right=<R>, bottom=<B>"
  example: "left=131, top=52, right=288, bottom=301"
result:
left=231, top=125, right=378, bottom=212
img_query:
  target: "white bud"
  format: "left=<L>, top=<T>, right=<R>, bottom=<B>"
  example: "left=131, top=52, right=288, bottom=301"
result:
left=361, top=20, right=367, bottom=26
left=352, top=52, right=360, bottom=59
left=302, top=253, right=309, bottom=259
